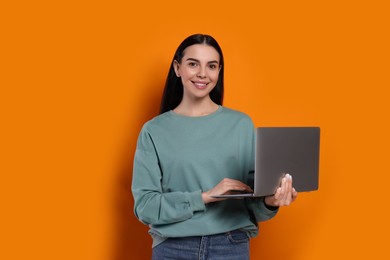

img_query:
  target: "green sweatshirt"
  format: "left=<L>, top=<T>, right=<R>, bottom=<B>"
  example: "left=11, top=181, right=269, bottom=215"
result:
left=132, top=106, right=278, bottom=247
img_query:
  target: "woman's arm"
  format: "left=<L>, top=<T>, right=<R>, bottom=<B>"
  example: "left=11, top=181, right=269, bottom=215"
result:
left=131, top=128, right=206, bottom=226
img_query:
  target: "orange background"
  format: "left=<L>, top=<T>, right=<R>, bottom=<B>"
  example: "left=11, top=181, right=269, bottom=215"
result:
left=1, top=0, right=389, bottom=259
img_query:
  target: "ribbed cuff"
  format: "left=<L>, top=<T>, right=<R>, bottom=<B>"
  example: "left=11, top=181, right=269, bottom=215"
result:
left=188, top=190, right=206, bottom=212
left=259, top=197, right=279, bottom=214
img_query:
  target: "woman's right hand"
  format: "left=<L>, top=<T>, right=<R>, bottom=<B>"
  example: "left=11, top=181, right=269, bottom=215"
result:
left=202, top=178, right=253, bottom=204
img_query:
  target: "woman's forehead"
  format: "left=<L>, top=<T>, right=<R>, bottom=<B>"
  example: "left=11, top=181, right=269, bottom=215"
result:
left=182, top=44, right=220, bottom=62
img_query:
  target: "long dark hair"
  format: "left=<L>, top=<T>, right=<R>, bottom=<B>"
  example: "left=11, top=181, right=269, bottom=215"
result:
left=159, top=34, right=224, bottom=114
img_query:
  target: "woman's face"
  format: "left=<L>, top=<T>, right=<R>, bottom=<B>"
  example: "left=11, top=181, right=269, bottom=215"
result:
left=174, top=44, right=221, bottom=102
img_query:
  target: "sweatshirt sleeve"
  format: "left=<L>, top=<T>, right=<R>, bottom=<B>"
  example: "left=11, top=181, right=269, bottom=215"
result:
left=131, top=125, right=206, bottom=225
left=246, top=197, right=279, bottom=222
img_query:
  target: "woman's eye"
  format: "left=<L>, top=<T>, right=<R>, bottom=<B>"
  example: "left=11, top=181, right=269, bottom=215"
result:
left=188, top=62, right=198, bottom=67
left=209, top=64, right=217, bottom=69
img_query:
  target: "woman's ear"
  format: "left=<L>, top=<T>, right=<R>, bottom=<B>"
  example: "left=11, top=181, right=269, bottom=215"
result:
left=173, top=60, right=180, bottom=77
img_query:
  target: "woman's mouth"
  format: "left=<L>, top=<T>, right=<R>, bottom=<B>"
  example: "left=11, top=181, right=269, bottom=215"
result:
left=192, top=81, right=209, bottom=90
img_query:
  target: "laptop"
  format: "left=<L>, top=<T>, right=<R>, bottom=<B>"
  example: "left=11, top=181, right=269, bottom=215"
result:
left=211, top=127, right=320, bottom=198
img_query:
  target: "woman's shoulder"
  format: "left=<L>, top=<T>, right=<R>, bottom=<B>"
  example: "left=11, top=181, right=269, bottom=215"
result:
left=221, top=106, right=253, bottom=123
left=140, top=111, right=172, bottom=132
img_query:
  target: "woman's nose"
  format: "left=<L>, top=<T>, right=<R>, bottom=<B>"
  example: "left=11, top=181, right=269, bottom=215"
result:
left=197, top=66, right=206, bottom=78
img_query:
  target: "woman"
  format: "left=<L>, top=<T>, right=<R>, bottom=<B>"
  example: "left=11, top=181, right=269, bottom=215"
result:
left=132, top=34, right=297, bottom=259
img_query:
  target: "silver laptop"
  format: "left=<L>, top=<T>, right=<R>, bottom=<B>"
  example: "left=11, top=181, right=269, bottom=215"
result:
left=211, top=127, right=320, bottom=198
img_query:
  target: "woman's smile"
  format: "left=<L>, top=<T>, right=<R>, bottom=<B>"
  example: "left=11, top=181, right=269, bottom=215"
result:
left=192, top=81, right=209, bottom=89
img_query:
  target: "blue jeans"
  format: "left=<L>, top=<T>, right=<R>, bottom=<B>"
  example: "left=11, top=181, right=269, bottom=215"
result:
left=152, top=230, right=250, bottom=260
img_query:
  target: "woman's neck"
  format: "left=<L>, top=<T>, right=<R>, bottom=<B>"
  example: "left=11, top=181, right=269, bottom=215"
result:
left=173, top=99, right=219, bottom=117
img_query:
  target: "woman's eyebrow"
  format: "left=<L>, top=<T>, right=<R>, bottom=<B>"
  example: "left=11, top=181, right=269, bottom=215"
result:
left=185, top=58, right=219, bottom=64
left=185, top=58, right=199, bottom=62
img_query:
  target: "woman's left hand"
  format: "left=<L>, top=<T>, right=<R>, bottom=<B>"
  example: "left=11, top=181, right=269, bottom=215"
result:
left=264, top=173, right=298, bottom=207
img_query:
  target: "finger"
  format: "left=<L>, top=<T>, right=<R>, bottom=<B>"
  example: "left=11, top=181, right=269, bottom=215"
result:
left=228, top=183, right=253, bottom=192
left=274, top=177, right=285, bottom=205
left=220, top=182, right=253, bottom=194
left=274, top=187, right=282, bottom=201
left=232, top=179, right=253, bottom=192
left=280, top=175, right=293, bottom=205
left=292, top=188, right=298, bottom=202
left=288, top=175, right=297, bottom=203
left=285, top=175, right=295, bottom=205
left=279, top=176, right=290, bottom=205
left=285, top=174, right=293, bottom=202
